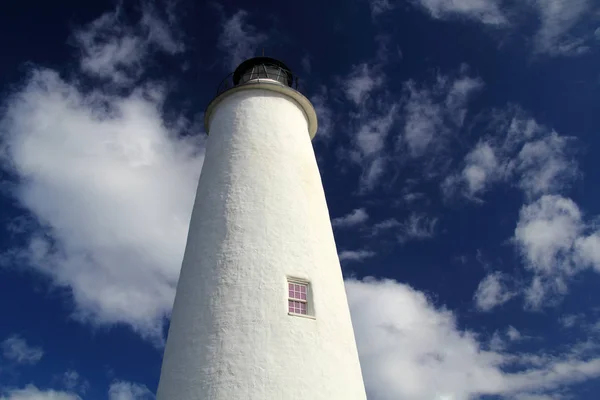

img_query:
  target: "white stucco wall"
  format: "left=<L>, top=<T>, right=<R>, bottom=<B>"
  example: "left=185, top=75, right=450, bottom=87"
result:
left=156, top=87, right=367, bottom=400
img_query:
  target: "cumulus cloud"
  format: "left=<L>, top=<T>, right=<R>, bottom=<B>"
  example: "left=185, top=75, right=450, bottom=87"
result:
left=514, top=195, right=600, bottom=308
left=332, top=208, right=369, bottom=228
left=0, top=386, right=79, bottom=400
left=347, top=278, right=600, bottom=400
left=443, top=111, right=578, bottom=201
left=217, top=10, right=266, bottom=71
left=402, top=69, right=483, bottom=158
left=108, top=381, right=154, bottom=400
left=0, top=5, right=204, bottom=341
left=1, top=335, right=43, bottom=365
left=474, top=272, right=516, bottom=311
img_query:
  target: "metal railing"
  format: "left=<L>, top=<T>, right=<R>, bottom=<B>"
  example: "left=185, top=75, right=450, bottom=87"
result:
left=214, top=64, right=302, bottom=97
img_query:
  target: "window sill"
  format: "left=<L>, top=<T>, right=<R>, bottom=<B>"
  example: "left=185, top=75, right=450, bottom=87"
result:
left=288, top=312, right=316, bottom=320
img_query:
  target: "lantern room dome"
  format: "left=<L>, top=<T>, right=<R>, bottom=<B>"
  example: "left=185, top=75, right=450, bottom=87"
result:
left=232, top=56, right=294, bottom=87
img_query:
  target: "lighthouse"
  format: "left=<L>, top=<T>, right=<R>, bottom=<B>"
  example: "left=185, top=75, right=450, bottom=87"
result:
left=155, top=57, right=367, bottom=399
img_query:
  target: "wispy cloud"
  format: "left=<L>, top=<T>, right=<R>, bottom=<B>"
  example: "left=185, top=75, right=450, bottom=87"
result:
left=310, top=86, right=334, bottom=140
left=371, top=213, right=437, bottom=243
left=397, top=213, right=438, bottom=243
left=332, top=208, right=369, bottom=228
left=0, top=385, right=80, bottom=400
left=343, top=63, right=384, bottom=106
left=369, top=0, right=394, bottom=17
left=532, top=0, right=593, bottom=56
left=62, top=370, right=89, bottom=395
left=378, top=0, right=598, bottom=57
left=474, top=272, right=516, bottom=311
left=334, top=41, right=401, bottom=191
left=339, top=250, right=377, bottom=262
left=443, top=110, right=578, bottom=201
left=217, top=10, right=266, bottom=71
left=1, top=335, right=43, bottom=365
left=402, top=68, right=483, bottom=158
left=73, top=5, right=183, bottom=85
left=409, top=0, right=507, bottom=25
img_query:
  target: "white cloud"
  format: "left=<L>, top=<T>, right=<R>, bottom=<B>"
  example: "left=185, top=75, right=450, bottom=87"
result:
left=371, top=214, right=437, bottom=244
left=397, top=213, right=438, bottom=243
left=352, top=104, right=399, bottom=191
left=515, top=196, right=582, bottom=274
left=0, top=386, right=79, bottom=400
left=140, top=5, right=184, bottom=55
left=474, top=272, right=516, bottom=311
left=360, top=157, right=388, bottom=191
left=108, top=382, right=154, bottom=400
left=513, top=195, right=600, bottom=308
left=356, top=106, right=396, bottom=157
left=73, top=6, right=183, bottom=85
left=372, top=218, right=401, bottom=233
left=310, top=86, right=334, bottom=140
left=507, top=326, right=522, bottom=341
left=370, top=0, right=393, bottom=16
left=532, top=0, right=592, bottom=56
left=410, top=0, right=507, bottom=25
left=61, top=370, right=88, bottom=395
left=400, top=0, right=597, bottom=57
left=339, top=250, right=377, bottom=262
left=461, top=141, right=500, bottom=198
left=347, top=278, right=600, bottom=400
left=344, top=63, right=384, bottom=106
left=0, top=8, right=204, bottom=342
left=402, top=71, right=483, bottom=158
left=560, top=314, right=584, bottom=329
left=217, top=10, right=266, bottom=71
left=514, top=132, right=579, bottom=199
left=1, top=335, right=43, bottom=365
left=444, top=112, right=578, bottom=202
left=332, top=208, right=369, bottom=228
left=336, top=54, right=399, bottom=191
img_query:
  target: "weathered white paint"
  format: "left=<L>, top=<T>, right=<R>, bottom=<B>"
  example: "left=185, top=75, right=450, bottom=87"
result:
left=156, top=84, right=367, bottom=400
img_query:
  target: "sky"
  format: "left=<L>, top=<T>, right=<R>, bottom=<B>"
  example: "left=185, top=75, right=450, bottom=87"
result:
left=0, top=0, right=600, bottom=399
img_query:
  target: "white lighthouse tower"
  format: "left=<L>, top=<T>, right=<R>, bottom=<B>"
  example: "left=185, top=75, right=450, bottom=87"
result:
left=156, top=57, right=367, bottom=400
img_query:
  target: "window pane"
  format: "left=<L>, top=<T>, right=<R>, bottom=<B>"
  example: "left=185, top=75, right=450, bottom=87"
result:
left=288, top=281, right=310, bottom=315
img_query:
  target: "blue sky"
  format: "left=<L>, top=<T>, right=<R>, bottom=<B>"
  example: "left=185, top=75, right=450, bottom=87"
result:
left=1, top=0, right=600, bottom=399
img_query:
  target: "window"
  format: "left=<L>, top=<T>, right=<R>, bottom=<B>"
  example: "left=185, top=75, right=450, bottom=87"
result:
left=288, top=280, right=309, bottom=316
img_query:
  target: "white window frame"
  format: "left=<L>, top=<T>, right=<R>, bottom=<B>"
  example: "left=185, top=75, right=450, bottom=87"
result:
left=287, top=277, right=314, bottom=319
